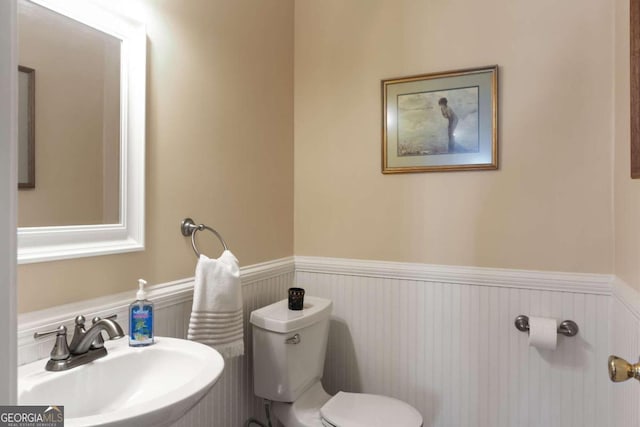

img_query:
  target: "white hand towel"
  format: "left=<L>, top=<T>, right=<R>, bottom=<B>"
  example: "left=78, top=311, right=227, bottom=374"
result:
left=187, top=250, right=244, bottom=358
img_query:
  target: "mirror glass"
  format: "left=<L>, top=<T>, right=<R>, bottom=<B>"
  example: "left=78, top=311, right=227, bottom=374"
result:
left=17, top=0, right=146, bottom=264
left=18, top=0, right=121, bottom=227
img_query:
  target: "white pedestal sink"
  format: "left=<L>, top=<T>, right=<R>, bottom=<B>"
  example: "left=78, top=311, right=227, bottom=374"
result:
left=18, top=337, right=225, bottom=427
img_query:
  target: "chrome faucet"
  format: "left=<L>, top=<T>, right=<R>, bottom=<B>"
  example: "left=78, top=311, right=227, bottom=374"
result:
left=34, top=314, right=125, bottom=372
left=70, top=316, right=124, bottom=354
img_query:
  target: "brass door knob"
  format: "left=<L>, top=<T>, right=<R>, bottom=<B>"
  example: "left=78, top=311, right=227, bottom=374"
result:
left=608, top=355, right=640, bottom=382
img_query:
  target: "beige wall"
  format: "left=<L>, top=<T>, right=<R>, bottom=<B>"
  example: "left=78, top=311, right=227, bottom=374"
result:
left=17, top=1, right=120, bottom=227
left=18, top=0, right=294, bottom=312
left=614, top=0, right=640, bottom=290
left=294, top=0, right=615, bottom=273
left=21, top=0, right=630, bottom=311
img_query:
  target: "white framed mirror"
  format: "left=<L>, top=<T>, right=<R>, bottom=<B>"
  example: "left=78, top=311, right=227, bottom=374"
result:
left=17, top=0, right=145, bottom=264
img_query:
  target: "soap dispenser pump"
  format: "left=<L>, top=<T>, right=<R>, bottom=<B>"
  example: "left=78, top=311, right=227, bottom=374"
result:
left=129, top=279, right=154, bottom=347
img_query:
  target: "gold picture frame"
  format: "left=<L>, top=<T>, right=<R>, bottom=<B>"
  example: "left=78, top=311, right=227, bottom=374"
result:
left=382, top=65, right=498, bottom=174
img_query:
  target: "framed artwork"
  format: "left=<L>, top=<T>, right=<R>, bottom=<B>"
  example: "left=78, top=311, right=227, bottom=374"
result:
left=382, top=65, right=498, bottom=174
left=18, top=65, right=35, bottom=189
left=632, top=0, right=640, bottom=178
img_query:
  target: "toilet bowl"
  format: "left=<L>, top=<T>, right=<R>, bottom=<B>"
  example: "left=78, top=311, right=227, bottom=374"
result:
left=250, top=296, right=423, bottom=427
left=271, top=381, right=423, bottom=427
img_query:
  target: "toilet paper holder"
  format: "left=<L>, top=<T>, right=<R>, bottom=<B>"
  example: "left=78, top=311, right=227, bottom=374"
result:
left=514, top=315, right=579, bottom=337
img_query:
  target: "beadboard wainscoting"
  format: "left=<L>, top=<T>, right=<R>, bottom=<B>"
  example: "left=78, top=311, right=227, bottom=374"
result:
left=611, top=278, right=640, bottom=427
left=19, top=255, right=639, bottom=427
left=295, top=257, right=613, bottom=427
left=17, top=257, right=294, bottom=427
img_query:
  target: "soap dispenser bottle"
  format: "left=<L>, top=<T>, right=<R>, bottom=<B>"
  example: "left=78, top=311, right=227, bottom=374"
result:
left=129, top=279, right=154, bottom=347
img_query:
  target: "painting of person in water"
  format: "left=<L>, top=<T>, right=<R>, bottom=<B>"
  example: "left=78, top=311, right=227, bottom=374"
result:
left=397, top=87, right=479, bottom=156
left=438, top=97, right=458, bottom=152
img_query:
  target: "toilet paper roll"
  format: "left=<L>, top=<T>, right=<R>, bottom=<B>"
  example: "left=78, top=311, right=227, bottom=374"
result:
left=528, top=316, right=557, bottom=350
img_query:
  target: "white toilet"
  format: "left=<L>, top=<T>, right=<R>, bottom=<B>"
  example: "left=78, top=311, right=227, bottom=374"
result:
left=250, top=296, right=423, bottom=427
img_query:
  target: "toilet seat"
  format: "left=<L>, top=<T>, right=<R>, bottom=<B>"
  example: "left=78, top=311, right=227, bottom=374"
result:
left=319, top=391, right=423, bottom=427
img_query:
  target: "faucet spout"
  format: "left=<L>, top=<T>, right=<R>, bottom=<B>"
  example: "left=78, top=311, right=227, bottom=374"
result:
left=71, top=318, right=124, bottom=355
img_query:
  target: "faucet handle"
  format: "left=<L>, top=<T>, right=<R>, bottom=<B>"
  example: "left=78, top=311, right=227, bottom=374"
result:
left=34, top=325, right=70, bottom=361
left=90, top=314, right=119, bottom=349
left=33, top=325, right=67, bottom=339
left=69, top=315, right=87, bottom=350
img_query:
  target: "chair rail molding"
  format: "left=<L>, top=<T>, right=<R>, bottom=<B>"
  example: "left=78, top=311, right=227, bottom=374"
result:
left=612, top=276, right=640, bottom=320
left=18, top=256, right=295, bottom=358
left=294, top=256, right=614, bottom=295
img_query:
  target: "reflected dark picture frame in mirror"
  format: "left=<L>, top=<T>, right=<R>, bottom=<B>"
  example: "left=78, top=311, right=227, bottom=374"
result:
left=18, top=65, right=35, bottom=189
left=632, top=0, right=640, bottom=178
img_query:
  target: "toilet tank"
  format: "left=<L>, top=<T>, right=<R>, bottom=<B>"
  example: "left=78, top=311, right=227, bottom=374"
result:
left=250, top=296, right=332, bottom=402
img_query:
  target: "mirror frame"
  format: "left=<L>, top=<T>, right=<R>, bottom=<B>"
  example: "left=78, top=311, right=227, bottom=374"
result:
left=17, top=0, right=146, bottom=264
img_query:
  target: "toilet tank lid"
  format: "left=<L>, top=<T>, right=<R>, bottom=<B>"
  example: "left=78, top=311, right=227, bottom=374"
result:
left=250, top=296, right=332, bottom=333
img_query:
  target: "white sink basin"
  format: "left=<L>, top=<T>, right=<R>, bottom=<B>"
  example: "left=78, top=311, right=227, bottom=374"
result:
left=18, top=337, right=225, bottom=427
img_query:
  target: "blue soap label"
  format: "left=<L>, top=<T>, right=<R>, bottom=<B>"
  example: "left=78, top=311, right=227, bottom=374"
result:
left=130, top=304, right=153, bottom=345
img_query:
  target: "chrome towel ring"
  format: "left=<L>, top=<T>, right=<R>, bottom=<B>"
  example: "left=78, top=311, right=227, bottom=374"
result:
left=180, top=217, right=229, bottom=258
